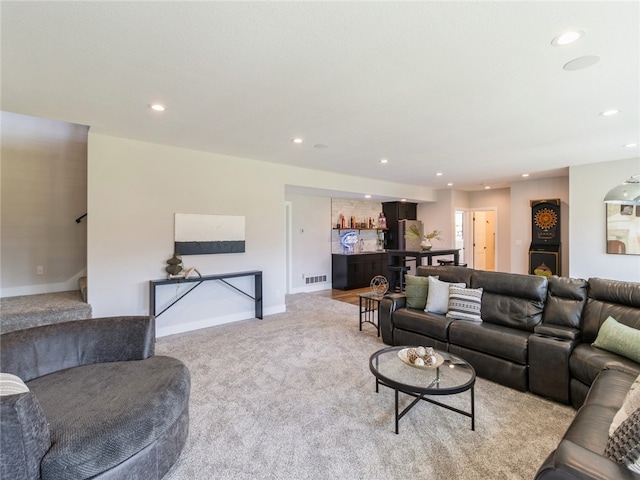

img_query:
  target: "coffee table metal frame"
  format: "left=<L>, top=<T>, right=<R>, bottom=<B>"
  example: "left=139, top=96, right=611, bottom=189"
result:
left=369, top=346, right=476, bottom=434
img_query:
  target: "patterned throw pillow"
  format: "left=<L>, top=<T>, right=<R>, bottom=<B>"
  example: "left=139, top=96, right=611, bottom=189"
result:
left=0, top=372, right=29, bottom=396
left=446, top=286, right=483, bottom=321
left=605, top=407, right=640, bottom=474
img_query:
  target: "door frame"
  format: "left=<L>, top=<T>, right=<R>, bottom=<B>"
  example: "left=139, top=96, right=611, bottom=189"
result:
left=471, top=207, right=498, bottom=271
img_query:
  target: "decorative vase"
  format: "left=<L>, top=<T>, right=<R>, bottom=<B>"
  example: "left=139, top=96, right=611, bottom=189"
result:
left=421, top=239, right=432, bottom=251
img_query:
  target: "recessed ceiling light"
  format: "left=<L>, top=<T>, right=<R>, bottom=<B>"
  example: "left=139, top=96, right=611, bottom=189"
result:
left=400, top=198, right=407, bottom=202
left=149, top=103, right=166, bottom=112
left=447, top=183, right=453, bottom=187
left=380, top=159, right=388, bottom=164
left=624, top=143, right=638, bottom=148
left=522, top=173, right=529, bottom=177
left=600, top=109, right=621, bottom=116
left=484, top=186, right=491, bottom=190
left=435, top=172, right=443, bottom=176
left=551, top=30, right=585, bottom=46
left=365, top=194, right=371, bottom=199
left=563, top=55, right=600, bottom=71
left=292, top=138, right=303, bottom=144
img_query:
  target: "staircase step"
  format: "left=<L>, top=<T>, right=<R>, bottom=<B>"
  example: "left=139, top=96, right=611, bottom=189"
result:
left=0, top=291, right=92, bottom=334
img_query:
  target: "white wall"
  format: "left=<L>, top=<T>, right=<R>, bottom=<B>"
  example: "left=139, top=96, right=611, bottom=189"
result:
left=510, top=176, right=569, bottom=275
left=1, top=111, right=88, bottom=297
left=285, top=193, right=332, bottom=292
left=570, top=157, right=640, bottom=282
left=88, top=132, right=435, bottom=336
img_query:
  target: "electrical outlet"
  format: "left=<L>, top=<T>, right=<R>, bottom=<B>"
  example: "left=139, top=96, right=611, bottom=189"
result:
left=36, top=266, right=44, bottom=275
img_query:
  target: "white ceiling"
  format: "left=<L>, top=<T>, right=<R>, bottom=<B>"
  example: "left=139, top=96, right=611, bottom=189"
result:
left=2, top=1, right=638, bottom=192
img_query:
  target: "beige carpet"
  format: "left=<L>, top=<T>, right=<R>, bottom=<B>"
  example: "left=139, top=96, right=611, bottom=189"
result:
left=156, top=293, right=574, bottom=480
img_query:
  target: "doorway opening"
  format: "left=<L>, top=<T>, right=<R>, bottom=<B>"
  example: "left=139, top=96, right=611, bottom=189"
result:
left=472, top=209, right=496, bottom=271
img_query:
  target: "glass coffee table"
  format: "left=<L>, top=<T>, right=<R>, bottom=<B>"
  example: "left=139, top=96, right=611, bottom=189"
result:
left=369, top=346, right=476, bottom=434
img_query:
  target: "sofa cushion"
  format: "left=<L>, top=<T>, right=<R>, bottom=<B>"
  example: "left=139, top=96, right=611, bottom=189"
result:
left=470, top=270, right=547, bottom=330
left=404, top=274, right=434, bottom=310
left=446, top=285, right=482, bottom=321
left=584, top=369, right=637, bottom=411
left=448, top=321, right=530, bottom=364
left=542, top=276, right=588, bottom=329
left=570, top=343, right=640, bottom=387
left=610, top=374, right=640, bottom=435
left=592, top=316, right=640, bottom=364
left=392, top=309, right=454, bottom=343
left=425, top=277, right=465, bottom=314
left=416, top=265, right=473, bottom=285
left=28, top=356, right=190, bottom=480
left=605, top=407, right=640, bottom=473
left=581, top=277, right=640, bottom=344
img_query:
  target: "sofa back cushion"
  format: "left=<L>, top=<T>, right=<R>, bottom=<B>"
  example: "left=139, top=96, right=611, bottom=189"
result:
left=582, top=278, right=640, bottom=344
left=470, top=270, right=547, bottom=330
left=0, top=316, right=156, bottom=382
left=542, top=276, right=588, bottom=329
left=416, top=265, right=472, bottom=285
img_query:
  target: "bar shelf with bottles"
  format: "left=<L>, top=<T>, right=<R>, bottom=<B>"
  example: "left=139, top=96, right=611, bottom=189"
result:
left=334, top=213, right=388, bottom=231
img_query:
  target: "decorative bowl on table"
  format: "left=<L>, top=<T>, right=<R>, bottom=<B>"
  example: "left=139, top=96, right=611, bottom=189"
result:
left=398, top=346, right=444, bottom=369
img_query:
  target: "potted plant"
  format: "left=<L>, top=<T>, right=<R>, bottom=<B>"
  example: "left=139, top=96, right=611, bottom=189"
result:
left=405, top=224, right=442, bottom=250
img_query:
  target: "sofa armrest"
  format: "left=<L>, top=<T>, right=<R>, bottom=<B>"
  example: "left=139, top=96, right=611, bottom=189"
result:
left=1, top=391, right=51, bottom=480
left=379, top=294, right=406, bottom=345
left=536, top=440, right=640, bottom=479
left=534, top=324, right=581, bottom=342
left=0, top=316, right=156, bottom=382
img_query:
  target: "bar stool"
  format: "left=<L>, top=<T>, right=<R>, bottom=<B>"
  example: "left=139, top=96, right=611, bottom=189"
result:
left=437, top=260, right=455, bottom=266
left=388, top=265, right=410, bottom=292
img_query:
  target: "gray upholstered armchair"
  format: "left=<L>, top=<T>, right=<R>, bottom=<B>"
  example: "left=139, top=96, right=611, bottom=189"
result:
left=1, top=316, right=190, bottom=480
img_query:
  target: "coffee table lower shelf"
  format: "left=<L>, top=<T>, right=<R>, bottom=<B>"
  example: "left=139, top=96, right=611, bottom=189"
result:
left=375, top=378, right=475, bottom=434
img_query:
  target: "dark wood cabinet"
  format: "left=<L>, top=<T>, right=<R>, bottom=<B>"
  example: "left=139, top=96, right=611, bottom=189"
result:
left=332, top=253, right=388, bottom=290
left=382, top=201, right=417, bottom=249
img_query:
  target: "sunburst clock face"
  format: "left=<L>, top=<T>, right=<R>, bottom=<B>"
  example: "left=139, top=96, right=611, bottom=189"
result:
left=534, top=208, right=558, bottom=231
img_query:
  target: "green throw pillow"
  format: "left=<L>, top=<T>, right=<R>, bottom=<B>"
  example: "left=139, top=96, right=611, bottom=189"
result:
left=404, top=275, right=436, bottom=310
left=592, top=316, right=640, bottom=364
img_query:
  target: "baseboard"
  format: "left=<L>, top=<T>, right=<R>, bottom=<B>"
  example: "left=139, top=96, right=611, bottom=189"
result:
left=156, top=303, right=286, bottom=338
left=1, top=268, right=87, bottom=298
left=289, top=283, right=331, bottom=294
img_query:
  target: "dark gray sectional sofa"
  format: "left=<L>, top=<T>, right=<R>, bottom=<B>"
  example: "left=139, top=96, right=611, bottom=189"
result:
left=379, top=265, right=640, bottom=479
left=0, top=316, right=190, bottom=480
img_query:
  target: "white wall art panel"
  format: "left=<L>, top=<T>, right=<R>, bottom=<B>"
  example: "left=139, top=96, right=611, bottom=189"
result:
left=175, top=213, right=245, bottom=255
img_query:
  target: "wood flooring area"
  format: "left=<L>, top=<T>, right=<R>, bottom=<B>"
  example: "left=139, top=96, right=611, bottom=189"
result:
left=311, top=287, right=372, bottom=306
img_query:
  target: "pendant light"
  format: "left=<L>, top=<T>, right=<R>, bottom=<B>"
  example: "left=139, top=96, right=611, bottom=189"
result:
left=604, top=174, right=640, bottom=205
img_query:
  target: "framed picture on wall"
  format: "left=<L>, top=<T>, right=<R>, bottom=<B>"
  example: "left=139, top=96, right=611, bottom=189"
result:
left=606, top=203, right=640, bottom=255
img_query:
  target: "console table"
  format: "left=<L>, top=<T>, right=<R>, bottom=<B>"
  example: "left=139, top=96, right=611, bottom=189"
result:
left=149, top=270, right=263, bottom=319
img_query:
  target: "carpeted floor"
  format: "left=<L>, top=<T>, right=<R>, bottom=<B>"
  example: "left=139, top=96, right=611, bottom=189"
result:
left=156, top=293, right=574, bottom=480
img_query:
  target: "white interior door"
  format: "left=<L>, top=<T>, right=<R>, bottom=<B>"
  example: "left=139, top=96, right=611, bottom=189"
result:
left=473, top=211, right=487, bottom=270
left=473, top=209, right=496, bottom=271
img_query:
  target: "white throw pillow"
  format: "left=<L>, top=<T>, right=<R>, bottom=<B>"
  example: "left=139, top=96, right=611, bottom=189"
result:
left=0, top=372, right=29, bottom=396
left=425, top=276, right=466, bottom=314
